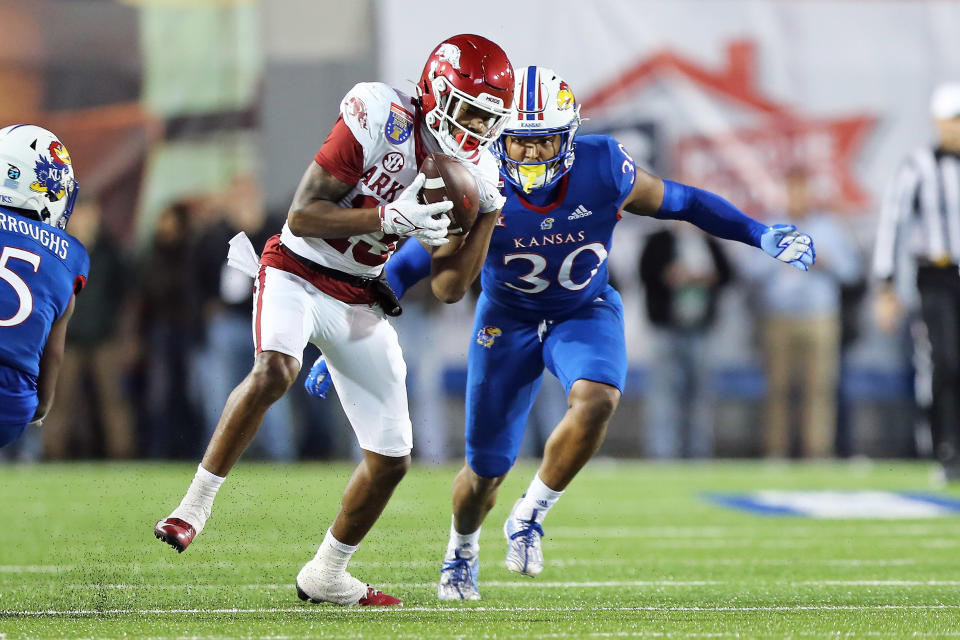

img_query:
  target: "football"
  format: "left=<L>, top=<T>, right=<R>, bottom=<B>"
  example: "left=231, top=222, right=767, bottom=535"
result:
left=418, top=152, right=480, bottom=235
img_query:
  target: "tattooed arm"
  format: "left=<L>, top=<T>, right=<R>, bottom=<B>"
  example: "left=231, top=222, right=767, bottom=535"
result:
left=286, top=161, right=381, bottom=239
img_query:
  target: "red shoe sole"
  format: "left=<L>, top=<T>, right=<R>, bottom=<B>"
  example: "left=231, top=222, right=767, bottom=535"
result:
left=154, top=518, right=196, bottom=553
left=296, top=583, right=402, bottom=606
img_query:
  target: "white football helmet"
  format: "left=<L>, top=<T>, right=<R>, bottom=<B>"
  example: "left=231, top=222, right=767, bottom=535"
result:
left=493, top=66, right=581, bottom=193
left=0, top=124, right=78, bottom=230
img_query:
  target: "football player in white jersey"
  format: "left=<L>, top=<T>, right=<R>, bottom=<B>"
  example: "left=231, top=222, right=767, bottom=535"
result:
left=154, top=34, right=515, bottom=607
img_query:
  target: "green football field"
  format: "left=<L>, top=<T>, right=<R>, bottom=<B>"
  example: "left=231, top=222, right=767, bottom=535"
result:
left=2, top=460, right=960, bottom=639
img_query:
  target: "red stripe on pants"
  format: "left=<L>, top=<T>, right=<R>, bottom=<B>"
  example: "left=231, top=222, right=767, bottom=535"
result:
left=254, top=265, right=267, bottom=354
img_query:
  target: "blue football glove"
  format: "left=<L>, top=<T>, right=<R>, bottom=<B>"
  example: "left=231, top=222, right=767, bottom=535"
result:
left=304, top=355, right=332, bottom=399
left=760, top=224, right=815, bottom=271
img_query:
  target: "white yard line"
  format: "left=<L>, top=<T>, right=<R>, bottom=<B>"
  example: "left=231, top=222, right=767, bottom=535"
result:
left=46, top=580, right=723, bottom=590
left=801, top=580, right=960, bottom=586
left=0, top=565, right=69, bottom=573
left=26, top=579, right=960, bottom=591
left=0, top=558, right=927, bottom=574
left=547, top=525, right=960, bottom=538
left=191, top=531, right=960, bottom=552
left=21, top=635, right=960, bottom=640
left=4, top=604, right=960, bottom=617
left=551, top=538, right=960, bottom=550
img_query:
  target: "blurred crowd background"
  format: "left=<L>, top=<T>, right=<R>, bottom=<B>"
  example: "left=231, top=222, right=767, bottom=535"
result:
left=1, top=0, right=958, bottom=464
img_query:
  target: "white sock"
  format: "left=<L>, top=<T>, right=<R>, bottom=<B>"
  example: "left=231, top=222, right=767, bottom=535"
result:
left=314, top=528, right=358, bottom=575
left=446, top=516, right=480, bottom=555
left=516, top=473, right=564, bottom=523
left=169, top=464, right=225, bottom=533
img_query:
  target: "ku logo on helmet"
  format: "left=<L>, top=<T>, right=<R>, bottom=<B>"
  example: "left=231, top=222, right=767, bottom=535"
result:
left=556, top=81, right=575, bottom=110
left=30, top=141, right=73, bottom=203
left=476, top=326, right=502, bottom=348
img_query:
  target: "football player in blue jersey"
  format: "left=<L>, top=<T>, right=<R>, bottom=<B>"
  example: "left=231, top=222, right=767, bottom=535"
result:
left=305, top=66, right=814, bottom=601
left=0, top=124, right=89, bottom=448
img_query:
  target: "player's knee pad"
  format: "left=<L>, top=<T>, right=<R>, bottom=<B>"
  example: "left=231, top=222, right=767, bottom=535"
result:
left=467, top=449, right=514, bottom=478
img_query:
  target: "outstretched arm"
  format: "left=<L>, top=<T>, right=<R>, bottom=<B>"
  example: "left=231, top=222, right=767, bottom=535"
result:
left=623, top=169, right=765, bottom=245
left=622, top=168, right=814, bottom=271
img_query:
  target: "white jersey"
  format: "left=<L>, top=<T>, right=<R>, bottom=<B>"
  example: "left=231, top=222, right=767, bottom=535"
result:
left=280, top=82, right=505, bottom=278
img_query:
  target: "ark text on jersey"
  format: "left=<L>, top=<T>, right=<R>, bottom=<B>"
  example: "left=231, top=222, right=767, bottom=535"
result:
left=359, top=166, right=407, bottom=202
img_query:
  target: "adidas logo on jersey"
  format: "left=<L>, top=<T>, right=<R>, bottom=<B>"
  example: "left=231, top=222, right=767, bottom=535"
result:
left=568, top=205, right=592, bottom=220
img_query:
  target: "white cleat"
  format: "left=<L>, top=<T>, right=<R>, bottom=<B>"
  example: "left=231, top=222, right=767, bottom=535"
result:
left=437, top=545, right=481, bottom=601
left=295, top=559, right=371, bottom=606
left=503, top=498, right=545, bottom=577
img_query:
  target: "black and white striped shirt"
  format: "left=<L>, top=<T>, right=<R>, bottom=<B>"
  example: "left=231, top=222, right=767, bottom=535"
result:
left=873, top=147, right=960, bottom=280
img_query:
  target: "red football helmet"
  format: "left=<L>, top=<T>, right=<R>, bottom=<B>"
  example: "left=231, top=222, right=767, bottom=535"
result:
left=417, top=34, right=515, bottom=161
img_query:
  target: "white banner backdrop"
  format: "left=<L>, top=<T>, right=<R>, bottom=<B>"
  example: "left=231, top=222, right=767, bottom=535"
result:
left=379, top=0, right=960, bottom=219
left=377, top=0, right=960, bottom=366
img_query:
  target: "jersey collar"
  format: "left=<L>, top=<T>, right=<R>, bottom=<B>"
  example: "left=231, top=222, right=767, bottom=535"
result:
left=508, top=174, right=570, bottom=215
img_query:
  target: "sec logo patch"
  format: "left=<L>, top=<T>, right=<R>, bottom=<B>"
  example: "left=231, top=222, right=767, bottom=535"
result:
left=382, top=152, right=404, bottom=173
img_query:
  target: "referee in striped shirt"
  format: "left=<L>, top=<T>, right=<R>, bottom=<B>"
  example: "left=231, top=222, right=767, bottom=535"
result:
left=873, top=82, right=960, bottom=480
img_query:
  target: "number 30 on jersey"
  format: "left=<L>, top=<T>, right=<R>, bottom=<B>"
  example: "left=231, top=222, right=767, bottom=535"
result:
left=503, top=242, right=608, bottom=294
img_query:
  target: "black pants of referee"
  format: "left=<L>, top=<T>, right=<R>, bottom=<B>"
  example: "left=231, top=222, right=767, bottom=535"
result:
left=917, top=265, right=960, bottom=473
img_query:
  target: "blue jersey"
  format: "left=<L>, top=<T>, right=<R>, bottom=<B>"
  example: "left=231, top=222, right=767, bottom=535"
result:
left=480, top=135, right=636, bottom=319
left=0, top=206, right=89, bottom=379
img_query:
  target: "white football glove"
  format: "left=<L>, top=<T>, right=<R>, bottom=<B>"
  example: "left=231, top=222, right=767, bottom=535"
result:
left=760, top=224, right=815, bottom=271
left=379, top=172, right=452, bottom=246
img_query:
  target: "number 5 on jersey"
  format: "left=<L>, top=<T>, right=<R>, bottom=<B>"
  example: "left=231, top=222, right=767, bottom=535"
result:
left=0, top=246, right=41, bottom=327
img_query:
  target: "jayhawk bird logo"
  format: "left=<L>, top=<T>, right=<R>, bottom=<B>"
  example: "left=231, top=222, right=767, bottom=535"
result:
left=30, top=141, right=72, bottom=203
left=476, top=326, right=502, bottom=348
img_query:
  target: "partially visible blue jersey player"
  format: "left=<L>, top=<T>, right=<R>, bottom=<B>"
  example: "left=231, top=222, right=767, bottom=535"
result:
left=305, top=67, right=814, bottom=601
left=0, top=124, right=88, bottom=448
